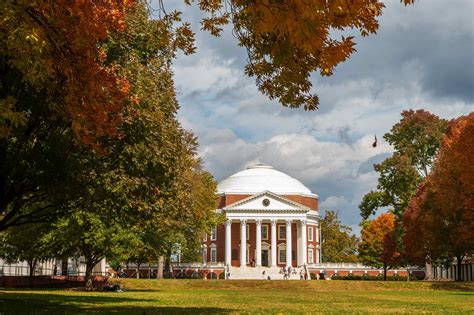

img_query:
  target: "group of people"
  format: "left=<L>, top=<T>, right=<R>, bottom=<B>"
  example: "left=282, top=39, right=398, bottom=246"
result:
left=279, top=266, right=308, bottom=280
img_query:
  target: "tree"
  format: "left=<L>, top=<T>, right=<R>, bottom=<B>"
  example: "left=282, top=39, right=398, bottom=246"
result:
left=0, top=1, right=138, bottom=231
left=403, top=113, right=474, bottom=281
left=0, top=222, right=51, bottom=277
left=320, top=210, right=359, bottom=263
left=360, top=110, right=448, bottom=220
left=189, top=0, right=415, bottom=110
left=44, top=211, right=138, bottom=289
left=359, top=110, right=448, bottom=279
left=359, top=212, right=400, bottom=280
left=0, top=1, right=138, bottom=142
left=0, top=2, right=200, bottom=231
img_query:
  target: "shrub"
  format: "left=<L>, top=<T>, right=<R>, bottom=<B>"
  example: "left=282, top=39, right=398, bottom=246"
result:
left=191, top=272, right=202, bottom=279
left=310, top=273, right=317, bottom=280
left=207, top=272, right=218, bottom=280
left=331, top=273, right=341, bottom=280
left=176, top=272, right=188, bottom=279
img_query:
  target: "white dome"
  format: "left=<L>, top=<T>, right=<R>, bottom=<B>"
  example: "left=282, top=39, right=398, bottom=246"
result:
left=217, top=163, right=315, bottom=196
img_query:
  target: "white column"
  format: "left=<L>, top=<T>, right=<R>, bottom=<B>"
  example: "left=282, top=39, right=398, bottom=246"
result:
left=300, top=220, right=307, bottom=266
left=271, top=220, right=277, bottom=266
left=255, top=219, right=262, bottom=266
left=316, top=221, right=321, bottom=263
left=240, top=219, right=247, bottom=267
left=225, top=219, right=232, bottom=266
left=286, top=220, right=292, bottom=267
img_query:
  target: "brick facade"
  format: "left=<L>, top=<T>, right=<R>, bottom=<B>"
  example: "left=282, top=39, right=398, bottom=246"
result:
left=205, top=193, right=320, bottom=267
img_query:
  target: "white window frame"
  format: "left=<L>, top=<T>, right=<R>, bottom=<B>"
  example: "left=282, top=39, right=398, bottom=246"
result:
left=261, top=224, right=269, bottom=240
left=308, top=226, right=314, bottom=242
left=202, top=246, right=207, bottom=264
left=210, top=227, right=217, bottom=241
left=210, top=247, right=217, bottom=263
left=278, top=224, right=286, bottom=240
left=278, top=245, right=287, bottom=264
left=308, top=248, right=314, bottom=264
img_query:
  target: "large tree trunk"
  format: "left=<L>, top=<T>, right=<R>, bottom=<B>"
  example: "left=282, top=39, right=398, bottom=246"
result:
left=383, top=264, right=387, bottom=281
left=136, top=263, right=141, bottom=279
left=28, top=259, right=37, bottom=277
left=157, top=256, right=164, bottom=279
left=61, top=259, right=68, bottom=276
left=456, top=256, right=463, bottom=281
left=85, top=261, right=95, bottom=291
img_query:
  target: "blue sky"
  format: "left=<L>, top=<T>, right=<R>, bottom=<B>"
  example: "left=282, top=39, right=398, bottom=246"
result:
left=157, top=1, right=473, bottom=234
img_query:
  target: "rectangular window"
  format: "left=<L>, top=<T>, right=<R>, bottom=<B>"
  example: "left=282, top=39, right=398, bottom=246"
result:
left=278, top=225, right=286, bottom=240
left=246, top=248, right=250, bottom=264
left=279, top=248, right=286, bottom=264
left=308, top=226, right=314, bottom=242
left=210, top=227, right=217, bottom=241
left=210, top=248, right=217, bottom=263
left=202, top=248, right=207, bottom=263
left=247, top=224, right=250, bottom=240
left=262, top=225, right=269, bottom=240
left=308, top=248, right=314, bottom=264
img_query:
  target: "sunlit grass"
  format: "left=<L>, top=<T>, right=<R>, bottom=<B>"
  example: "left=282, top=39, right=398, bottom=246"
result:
left=1, top=279, right=473, bottom=314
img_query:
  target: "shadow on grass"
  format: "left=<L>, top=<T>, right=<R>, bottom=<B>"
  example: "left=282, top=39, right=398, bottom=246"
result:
left=0, top=291, right=232, bottom=314
left=429, top=282, right=474, bottom=292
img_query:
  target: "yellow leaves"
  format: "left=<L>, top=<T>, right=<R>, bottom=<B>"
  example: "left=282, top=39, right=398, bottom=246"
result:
left=0, top=96, right=27, bottom=138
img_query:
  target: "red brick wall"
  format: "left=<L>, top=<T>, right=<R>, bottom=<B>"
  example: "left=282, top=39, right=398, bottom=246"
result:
left=217, top=194, right=318, bottom=211
left=283, top=195, right=318, bottom=211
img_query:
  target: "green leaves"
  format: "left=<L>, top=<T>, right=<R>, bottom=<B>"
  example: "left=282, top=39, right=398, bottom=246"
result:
left=359, top=110, right=447, bottom=222
left=321, top=210, right=359, bottom=263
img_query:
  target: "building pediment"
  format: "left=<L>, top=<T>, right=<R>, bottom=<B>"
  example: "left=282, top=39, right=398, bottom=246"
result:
left=223, top=191, right=310, bottom=212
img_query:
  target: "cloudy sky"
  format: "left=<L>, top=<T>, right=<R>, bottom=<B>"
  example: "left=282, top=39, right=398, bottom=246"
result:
left=159, top=1, right=473, bottom=234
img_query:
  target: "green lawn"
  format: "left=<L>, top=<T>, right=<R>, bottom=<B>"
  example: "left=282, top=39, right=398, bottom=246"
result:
left=1, top=279, right=473, bottom=314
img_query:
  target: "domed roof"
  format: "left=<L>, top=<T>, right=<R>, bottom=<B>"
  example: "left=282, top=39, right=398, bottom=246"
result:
left=217, top=163, right=315, bottom=196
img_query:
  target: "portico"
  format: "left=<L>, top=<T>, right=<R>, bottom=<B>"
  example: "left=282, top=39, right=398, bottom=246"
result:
left=225, top=218, right=308, bottom=267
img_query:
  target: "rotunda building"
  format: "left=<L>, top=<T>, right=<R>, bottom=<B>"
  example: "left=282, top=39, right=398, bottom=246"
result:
left=202, top=164, right=321, bottom=270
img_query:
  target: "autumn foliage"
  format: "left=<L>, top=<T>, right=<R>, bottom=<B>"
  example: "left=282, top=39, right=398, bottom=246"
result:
left=1, top=0, right=137, bottom=144
left=403, top=113, right=474, bottom=279
left=359, top=212, right=400, bottom=280
left=191, top=0, right=415, bottom=110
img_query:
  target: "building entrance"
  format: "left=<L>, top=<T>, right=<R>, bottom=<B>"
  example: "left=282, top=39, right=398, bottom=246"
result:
left=262, top=250, right=269, bottom=267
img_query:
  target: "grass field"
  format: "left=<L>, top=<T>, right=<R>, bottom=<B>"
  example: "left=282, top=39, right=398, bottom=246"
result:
left=1, top=279, right=473, bottom=314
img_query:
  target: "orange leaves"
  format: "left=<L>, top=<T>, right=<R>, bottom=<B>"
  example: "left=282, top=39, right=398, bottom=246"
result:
left=403, top=113, right=474, bottom=262
left=1, top=0, right=138, bottom=146
left=192, top=0, right=409, bottom=110
left=359, top=212, right=399, bottom=268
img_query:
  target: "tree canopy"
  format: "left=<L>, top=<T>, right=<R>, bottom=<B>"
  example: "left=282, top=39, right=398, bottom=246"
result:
left=358, top=212, right=400, bottom=280
left=359, top=110, right=448, bottom=221
left=403, top=113, right=474, bottom=280
left=320, top=210, right=358, bottom=263
left=181, top=0, right=416, bottom=110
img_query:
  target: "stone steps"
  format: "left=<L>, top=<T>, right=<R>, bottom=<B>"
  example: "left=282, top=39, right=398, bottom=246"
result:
left=228, top=266, right=307, bottom=280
